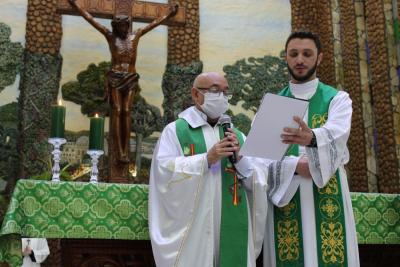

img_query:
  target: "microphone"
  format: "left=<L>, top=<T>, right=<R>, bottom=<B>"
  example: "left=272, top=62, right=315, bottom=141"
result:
left=219, top=114, right=237, bottom=164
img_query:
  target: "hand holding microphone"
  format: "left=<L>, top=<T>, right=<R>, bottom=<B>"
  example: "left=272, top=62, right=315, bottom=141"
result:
left=206, top=115, right=240, bottom=166
left=219, top=115, right=238, bottom=164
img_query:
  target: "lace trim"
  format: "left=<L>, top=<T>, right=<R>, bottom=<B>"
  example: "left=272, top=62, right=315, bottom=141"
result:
left=267, top=161, right=282, bottom=200
left=324, top=128, right=338, bottom=174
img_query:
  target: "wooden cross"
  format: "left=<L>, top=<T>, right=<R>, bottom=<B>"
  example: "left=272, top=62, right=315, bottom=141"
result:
left=56, top=0, right=185, bottom=182
left=57, top=0, right=185, bottom=26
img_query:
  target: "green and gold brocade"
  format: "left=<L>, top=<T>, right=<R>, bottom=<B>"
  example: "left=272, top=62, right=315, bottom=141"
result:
left=274, top=82, right=348, bottom=266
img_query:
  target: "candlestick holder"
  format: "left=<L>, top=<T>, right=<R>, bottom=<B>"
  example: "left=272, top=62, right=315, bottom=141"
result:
left=48, top=137, right=67, bottom=182
left=87, top=150, right=104, bottom=183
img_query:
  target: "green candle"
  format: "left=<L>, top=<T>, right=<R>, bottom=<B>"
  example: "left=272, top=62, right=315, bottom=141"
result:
left=50, top=102, right=66, bottom=138
left=89, top=114, right=105, bottom=150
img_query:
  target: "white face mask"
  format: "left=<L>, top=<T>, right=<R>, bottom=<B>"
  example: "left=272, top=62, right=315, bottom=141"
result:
left=200, top=92, right=229, bottom=119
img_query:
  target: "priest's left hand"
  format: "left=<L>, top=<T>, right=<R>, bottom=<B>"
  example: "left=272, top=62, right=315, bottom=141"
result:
left=295, top=155, right=312, bottom=178
left=281, top=116, right=313, bottom=146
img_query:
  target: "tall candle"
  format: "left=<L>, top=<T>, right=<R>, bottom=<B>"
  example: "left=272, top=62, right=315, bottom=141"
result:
left=50, top=100, right=66, bottom=138
left=89, top=114, right=105, bottom=150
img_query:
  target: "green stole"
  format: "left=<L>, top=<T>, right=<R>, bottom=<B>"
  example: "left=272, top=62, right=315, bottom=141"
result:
left=273, top=82, right=348, bottom=266
left=175, top=118, right=248, bottom=267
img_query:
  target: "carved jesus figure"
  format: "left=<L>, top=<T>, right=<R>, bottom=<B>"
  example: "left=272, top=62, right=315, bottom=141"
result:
left=68, top=0, right=178, bottom=163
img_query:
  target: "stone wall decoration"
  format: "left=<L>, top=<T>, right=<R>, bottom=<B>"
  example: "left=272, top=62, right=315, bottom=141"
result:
left=338, top=0, right=369, bottom=192
left=365, top=0, right=400, bottom=193
left=290, top=0, right=336, bottom=86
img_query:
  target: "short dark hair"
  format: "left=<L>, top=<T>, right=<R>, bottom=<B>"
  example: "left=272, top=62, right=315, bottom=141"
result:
left=285, top=31, right=322, bottom=54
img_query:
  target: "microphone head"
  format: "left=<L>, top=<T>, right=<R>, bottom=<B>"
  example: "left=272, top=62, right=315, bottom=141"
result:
left=218, top=114, right=231, bottom=125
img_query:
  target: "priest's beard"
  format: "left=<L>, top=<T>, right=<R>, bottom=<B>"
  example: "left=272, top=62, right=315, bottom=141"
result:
left=287, top=59, right=318, bottom=83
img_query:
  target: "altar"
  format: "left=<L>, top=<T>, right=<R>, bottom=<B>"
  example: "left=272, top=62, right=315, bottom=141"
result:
left=0, top=180, right=150, bottom=266
left=0, top=180, right=399, bottom=267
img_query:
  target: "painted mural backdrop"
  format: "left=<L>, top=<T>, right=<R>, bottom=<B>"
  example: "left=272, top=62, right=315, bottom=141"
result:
left=0, top=0, right=291, bottom=214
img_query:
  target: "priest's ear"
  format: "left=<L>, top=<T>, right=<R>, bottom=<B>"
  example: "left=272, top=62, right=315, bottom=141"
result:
left=191, top=87, right=203, bottom=105
left=317, top=52, right=323, bottom=66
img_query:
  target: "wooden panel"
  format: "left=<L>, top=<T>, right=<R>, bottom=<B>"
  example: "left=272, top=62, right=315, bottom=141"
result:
left=58, top=0, right=114, bottom=18
left=133, top=1, right=185, bottom=25
left=358, top=245, right=400, bottom=267
left=61, top=239, right=156, bottom=267
left=57, top=0, right=185, bottom=25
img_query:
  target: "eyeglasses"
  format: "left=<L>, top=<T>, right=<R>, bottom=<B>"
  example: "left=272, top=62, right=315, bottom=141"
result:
left=196, top=86, right=233, bottom=99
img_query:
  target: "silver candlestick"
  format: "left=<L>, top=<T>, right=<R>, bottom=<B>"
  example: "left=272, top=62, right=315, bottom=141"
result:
left=87, top=150, right=104, bottom=183
left=48, top=138, right=67, bottom=182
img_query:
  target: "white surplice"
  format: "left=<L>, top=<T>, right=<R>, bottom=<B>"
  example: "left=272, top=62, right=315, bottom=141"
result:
left=21, top=238, right=50, bottom=267
left=261, top=79, right=360, bottom=267
left=149, top=106, right=268, bottom=267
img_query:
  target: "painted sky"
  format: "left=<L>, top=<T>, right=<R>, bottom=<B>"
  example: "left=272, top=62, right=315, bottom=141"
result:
left=0, top=0, right=291, bottom=131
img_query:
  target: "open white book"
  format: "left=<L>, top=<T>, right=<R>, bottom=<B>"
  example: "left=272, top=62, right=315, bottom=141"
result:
left=239, top=93, right=309, bottom=160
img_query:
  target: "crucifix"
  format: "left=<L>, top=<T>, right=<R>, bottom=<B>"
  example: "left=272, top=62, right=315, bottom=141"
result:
left=57, top=0, right=185, bottom=182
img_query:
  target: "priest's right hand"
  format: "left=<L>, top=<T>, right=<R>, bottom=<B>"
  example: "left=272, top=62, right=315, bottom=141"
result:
left=207, top=137, right=239, bottom=166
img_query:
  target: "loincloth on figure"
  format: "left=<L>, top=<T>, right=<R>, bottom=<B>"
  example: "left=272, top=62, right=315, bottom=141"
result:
left=107, top=70, right=140, bottom=94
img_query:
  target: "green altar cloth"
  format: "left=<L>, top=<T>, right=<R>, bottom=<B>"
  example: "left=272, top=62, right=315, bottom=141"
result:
left=0, top=180, right=149, bottom=267
left=351, top=192, right=400, bottom=244
left=0, top=180, right=399, bottom=267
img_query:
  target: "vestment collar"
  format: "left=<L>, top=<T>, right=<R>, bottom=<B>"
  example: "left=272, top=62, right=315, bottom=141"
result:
left=178, top=106, right=209, bottom=128
left=289, top=78, right=319, bottom=100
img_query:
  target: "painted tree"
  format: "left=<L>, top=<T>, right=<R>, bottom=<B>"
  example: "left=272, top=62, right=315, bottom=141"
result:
left=0, top=22, right=23, bottom=94
left=62, top=62, right=111, bottom=116
left=226, top=109, right=252, bottom=136
left=0, top=124, right=17, bottom=187
left=0, top=102, right=19, bottom=199
left=0, top=126, right=18, bottom=165
left=223, top=54, right=288, bottom=113
left=0, top=102, right=18, bottom=131
left=131, top=95, right=163, bottom=180
left=162, top=62, right=202, bottom=123
left=0, top=102, right=18, bottom=198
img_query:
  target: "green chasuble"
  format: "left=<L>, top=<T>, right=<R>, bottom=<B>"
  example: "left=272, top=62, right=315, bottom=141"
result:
left=274, top=82, right=348, bottom=267
left=175, top=118, right=248, bottom=267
